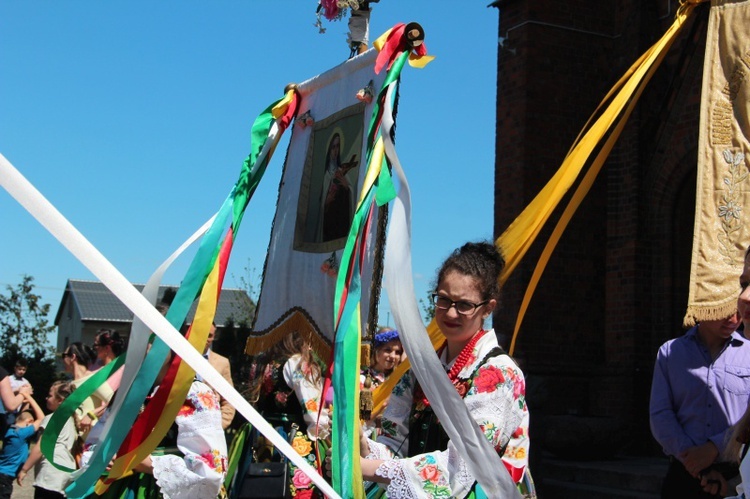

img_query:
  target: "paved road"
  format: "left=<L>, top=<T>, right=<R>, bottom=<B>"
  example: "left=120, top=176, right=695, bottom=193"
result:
left=12, top=467, right=35, bottom=499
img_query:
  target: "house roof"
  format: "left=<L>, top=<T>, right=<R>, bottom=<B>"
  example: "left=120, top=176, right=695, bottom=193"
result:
left=54, top=279, right=254, bottom=328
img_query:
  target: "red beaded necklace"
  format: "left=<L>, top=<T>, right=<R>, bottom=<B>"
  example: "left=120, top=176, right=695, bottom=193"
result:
left=415, top=329, right=487, bottom=408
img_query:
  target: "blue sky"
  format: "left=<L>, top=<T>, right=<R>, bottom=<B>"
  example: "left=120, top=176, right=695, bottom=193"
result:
left=0, top=2, right=500, bottom=340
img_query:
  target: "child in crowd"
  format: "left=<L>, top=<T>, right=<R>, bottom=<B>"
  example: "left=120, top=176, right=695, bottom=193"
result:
left=0, top=392, right=44, bottom=499
left=17, top=381, right=78, bottom=499
left=8, top=360, right=33, bottom=421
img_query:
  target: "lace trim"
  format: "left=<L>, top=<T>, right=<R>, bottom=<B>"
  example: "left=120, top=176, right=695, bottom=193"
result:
left=366, top=440, right=394, bottom=460
left=375, top=460, right=419, bottom=498
left=450, top=449, right=475, bottom=491
left=153, top=454, right=222, bottom=499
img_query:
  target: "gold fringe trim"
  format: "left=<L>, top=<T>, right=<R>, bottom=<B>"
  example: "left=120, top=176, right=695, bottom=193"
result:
left=245, top=307, right=332, bottom=360
left=683, top=300, right=738, bottom=327
left=360, top=343, right=371, bottom=369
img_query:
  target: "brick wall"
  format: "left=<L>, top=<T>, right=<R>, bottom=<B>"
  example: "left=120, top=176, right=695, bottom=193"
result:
left=492, top=0, right=709, bottom=455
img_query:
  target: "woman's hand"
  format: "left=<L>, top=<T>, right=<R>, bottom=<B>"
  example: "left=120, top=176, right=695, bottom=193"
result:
left=359, top=424, right=371, bottom=458
left=78, top=415, right=93, bottom=434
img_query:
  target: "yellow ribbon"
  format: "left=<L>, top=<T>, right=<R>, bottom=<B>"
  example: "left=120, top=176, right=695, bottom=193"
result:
left=503, top=2, right=701, bottom=354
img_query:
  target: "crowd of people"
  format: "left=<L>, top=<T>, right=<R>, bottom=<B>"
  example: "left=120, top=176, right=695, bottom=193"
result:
left=36, top=238, right=750, bottom=498
left=0, top=242, right=538, bottom=499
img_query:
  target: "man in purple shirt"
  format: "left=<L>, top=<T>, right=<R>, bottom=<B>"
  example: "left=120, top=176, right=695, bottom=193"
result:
left=650, top=313, right=750, bottom=498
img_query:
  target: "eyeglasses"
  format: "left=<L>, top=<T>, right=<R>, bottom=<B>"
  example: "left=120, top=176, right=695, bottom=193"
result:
left=62, top=351, right=72, bottom=358
left=432, top=294, right=488, bottom=315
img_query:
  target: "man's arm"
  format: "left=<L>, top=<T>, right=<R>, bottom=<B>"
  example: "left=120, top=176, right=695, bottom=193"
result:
left=649, top=346, right=694, bottom=457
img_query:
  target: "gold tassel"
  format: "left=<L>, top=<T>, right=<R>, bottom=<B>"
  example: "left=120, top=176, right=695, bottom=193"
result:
left=360, top=374, right=373, bottom=421
left=360, top=343, right=371, bottom=369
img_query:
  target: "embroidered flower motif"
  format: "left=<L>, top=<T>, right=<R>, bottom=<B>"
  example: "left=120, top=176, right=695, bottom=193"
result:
left=453, top=378, right=470, bottom=398
left=198, top=449, right=227, bottom=473
left=380, top=419, right=398, bottom=438
left=719, top=200, right=742, bottom=221
left=292, top=468, right=314, bottom=489
left=275, top=391, right=289, bottom=406
left=474, top=365, right=506, bottom=393
left=197, top=389, right=219, bottom=411
left=419, top=463, right=440, bottom=483
left=413, top=455, right=450, bottom=496
left=305, top=398, right=319, bottom=413
left=297, top=110, right=314, bottom=128
left=178, top=398, right=196, bottom=417
left=512, top=372, right=526, bottom=399
left=320, top=252, right=338, bottom=278
left=292, top=435, right=313, bottom=456
left=294, top=488, right=314, bottom=498
left=356, top=80, right=374, bottom=103
left=717, top=149, right=748, bottom=264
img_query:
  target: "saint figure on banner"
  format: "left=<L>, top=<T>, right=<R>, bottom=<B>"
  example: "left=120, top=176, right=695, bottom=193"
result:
left=319, top=131, right=358, bottom=242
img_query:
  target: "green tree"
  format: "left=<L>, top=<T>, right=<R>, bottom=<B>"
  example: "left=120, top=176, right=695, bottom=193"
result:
left=0, top=275, right=59, bottom=409
left=231, top=258, right=260, bottom=326
left=0, top=275, right=55, bottom=363
left=419, top=293, right=436, bottom=324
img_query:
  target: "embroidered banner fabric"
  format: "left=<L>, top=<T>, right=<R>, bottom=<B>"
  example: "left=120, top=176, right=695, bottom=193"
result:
left=685, top=0, right=750, bottom=326
left=250, top=49, right=387, bottom=350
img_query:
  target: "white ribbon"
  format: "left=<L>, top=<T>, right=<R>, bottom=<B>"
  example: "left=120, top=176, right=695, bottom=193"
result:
left=380, top=87, right=520, bottom=498
left=0, top=153, right=340, bottom=499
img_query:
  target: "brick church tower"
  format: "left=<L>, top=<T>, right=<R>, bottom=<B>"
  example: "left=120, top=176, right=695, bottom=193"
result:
left=491, top=0, right=710, bottom=457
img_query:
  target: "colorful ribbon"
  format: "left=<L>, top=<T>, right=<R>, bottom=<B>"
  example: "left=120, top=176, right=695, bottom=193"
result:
left=330, top=24, right=432, bottom=498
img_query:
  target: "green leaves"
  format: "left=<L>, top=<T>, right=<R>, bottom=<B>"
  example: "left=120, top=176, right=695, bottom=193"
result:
left=0, top=274, right=56, bottom=363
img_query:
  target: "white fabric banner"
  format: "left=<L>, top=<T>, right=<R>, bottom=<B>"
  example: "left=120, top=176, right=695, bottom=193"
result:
left=253, top=49, right=387, bottom=346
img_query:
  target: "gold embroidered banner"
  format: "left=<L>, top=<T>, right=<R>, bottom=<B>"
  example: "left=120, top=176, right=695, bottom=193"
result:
left=684, top=0, right=750, bottom=326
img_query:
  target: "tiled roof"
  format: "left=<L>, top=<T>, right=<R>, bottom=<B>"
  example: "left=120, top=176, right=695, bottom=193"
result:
left=55, top=279, right=255, bottom=327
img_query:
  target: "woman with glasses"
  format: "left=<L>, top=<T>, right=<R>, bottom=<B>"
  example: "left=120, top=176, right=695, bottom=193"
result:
left=359, top=241, right=534, bottom=498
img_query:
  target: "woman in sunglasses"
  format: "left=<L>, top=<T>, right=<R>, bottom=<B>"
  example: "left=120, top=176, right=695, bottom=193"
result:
left=359, top=241, right=534, bottom=498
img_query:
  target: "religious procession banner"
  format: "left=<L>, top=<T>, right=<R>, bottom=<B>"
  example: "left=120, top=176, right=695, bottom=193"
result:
left=250, top=49, right=387, bottom=354
left=684, top=0, right=750, bottom=326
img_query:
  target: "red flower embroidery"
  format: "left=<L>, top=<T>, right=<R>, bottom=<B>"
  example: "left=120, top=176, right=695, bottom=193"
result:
left=275, top=392, right=289, bottom=405
left=474, top=366, right=506, bottom=393
left=419, top=464, right=440, bottom=484
left=453, top=379, right=469, bottom=398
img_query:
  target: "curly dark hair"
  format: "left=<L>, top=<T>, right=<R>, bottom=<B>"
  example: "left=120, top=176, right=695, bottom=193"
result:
left=435, top=241, right=505, bottom=301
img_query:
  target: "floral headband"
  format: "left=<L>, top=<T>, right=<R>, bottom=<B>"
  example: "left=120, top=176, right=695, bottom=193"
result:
left=373, top=329, right=400, bottom=349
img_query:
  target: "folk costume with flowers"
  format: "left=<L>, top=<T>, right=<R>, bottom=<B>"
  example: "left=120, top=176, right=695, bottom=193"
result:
left=365, top=329, right=531, bottom=498
left=86, top=380, right=228, bottom=499
left=249, top=353, right=331, bottom=498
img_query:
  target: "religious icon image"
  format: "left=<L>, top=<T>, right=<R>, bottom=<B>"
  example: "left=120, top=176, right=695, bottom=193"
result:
left=294, top=103, right=365, bottom=252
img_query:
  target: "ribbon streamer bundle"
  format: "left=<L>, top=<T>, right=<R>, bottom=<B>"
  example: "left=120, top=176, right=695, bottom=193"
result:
left=1, top=1, right=718, bottom=496
left=1, top=89, right=339, bottom=497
